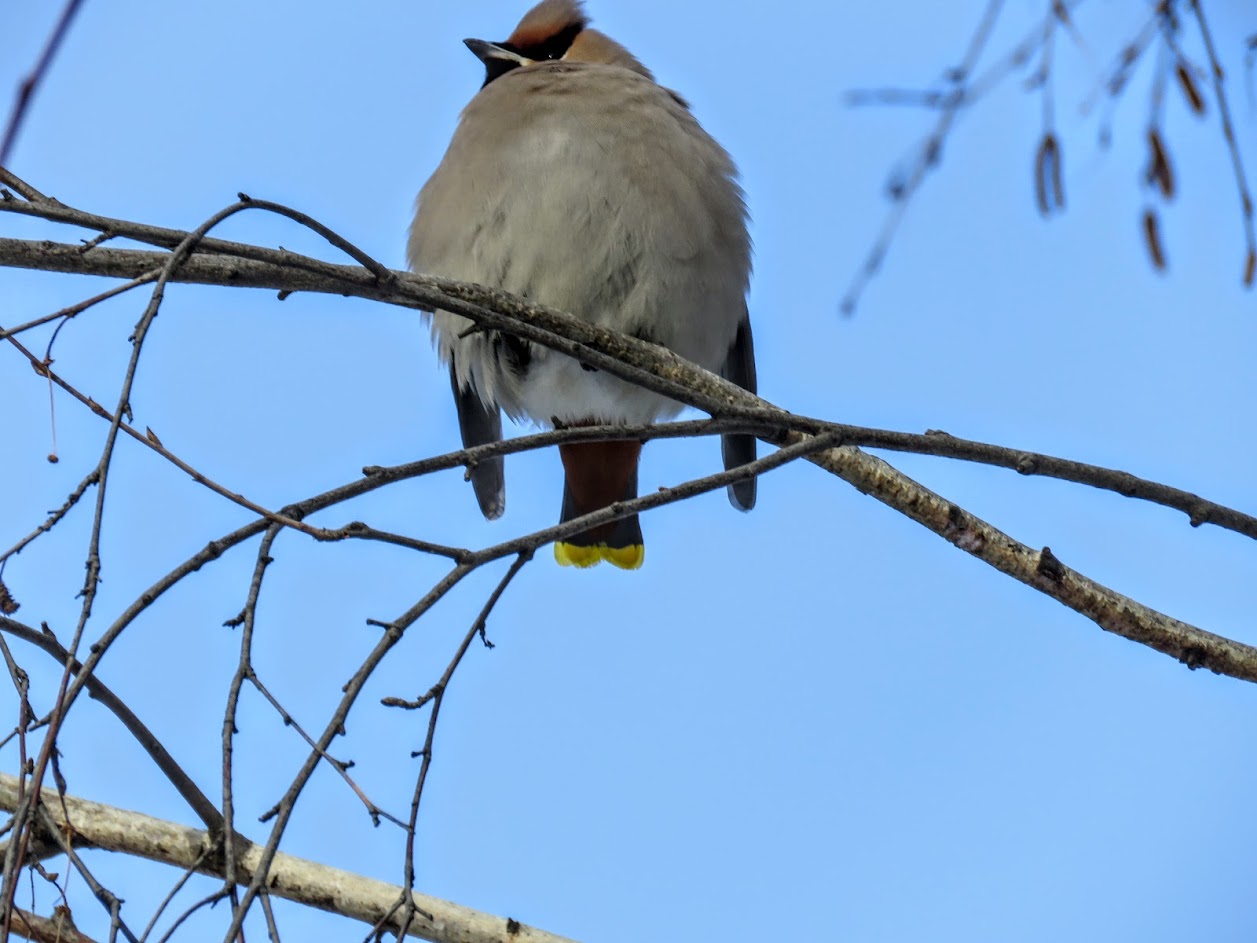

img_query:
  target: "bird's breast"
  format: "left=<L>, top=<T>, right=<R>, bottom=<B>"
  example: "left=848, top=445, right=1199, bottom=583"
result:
left=409, top=64, right=750, bottom=423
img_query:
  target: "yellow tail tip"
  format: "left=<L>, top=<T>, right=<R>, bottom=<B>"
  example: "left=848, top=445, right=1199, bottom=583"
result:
left=554, top=541, right=645, bottom=571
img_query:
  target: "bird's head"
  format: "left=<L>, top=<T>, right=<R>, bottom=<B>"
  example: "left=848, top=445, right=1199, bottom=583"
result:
left=465, top=0, right=653, bottom=86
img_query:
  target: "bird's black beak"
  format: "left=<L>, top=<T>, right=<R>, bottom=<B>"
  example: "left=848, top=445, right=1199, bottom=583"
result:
left=464, top=38, right=533, bottom=87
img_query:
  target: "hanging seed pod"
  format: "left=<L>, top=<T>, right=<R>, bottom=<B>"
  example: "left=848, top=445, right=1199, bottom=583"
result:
left=1175, top=61, right=1206, bottom=115
left=1034, top=133, right=1065, bottom=216
left=1049, top=136, right=1065, bottom=211
left=1146, top=128, right=1175, bottom=200
left=1244, top=248, right=1255, bottom=288
left=1143, top=208, right=1167, bottom=271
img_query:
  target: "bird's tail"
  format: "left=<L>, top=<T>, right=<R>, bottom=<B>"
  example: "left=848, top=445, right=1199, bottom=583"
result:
left=553, top=440, right=644, bottom=570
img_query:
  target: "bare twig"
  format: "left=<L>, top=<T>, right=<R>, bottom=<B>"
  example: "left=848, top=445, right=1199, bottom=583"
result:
left=259, top=892, right=283, bottom=943
left=29, top=804, right=140, bottom=943
left=221, top=525, right=281, bottom=888
left=137, top=847, right=213, bottom=943
left=396, top=552, right=533, bottom=940
left=0, top=270, right=160, bottom=342
left=841, top=0, right=1017, bottom=313
left=0, top=0, right=88, bottom=166
left=0, top=615, right=221, bottom=831
left=152, top=890, right=231, bottom=943
left=0, top=166, right=48, bottom=202
left=1188, top=0, right=1257, bottom=285
left=0, top=470, right=98, bottom=568
left=232, top=566, right=475, bottom=937
left=249, top=671, right=408, bottom=830
left=845, top=0, right=1255, bottom=307
left=2, top=197, right=273, bottom=919
left=223, top=435, right=824, bottom=934
left=0, top=327, right=346, bottom=539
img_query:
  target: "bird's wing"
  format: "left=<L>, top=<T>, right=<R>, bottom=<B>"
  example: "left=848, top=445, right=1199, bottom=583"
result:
left=719, top=310, right=757, bottom=512
left=450, top=367, right=505, bottom=520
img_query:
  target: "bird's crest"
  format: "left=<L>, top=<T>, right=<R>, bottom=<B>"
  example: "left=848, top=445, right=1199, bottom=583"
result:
left=506, top=0, right=589, bottom=50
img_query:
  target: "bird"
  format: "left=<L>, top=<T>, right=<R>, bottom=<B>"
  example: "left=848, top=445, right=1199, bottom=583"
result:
left=408, top=0, right=757, bottom=570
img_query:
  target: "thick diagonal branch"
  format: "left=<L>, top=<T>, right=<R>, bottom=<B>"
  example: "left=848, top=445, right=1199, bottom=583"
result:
left=0, top=773, right=579, bottom=943
left=1, top=216, right=1254, bottom=682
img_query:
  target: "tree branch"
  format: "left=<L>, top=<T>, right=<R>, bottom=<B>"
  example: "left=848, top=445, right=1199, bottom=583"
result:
left=9, top=906, right=100, bottom=943
left=0, top=616, right=221, bottom=833
left=2, top=192, right=1255, bottom=684
left=0, top=0, right=88, bottom=166
left=2, top=234, right=1252, bottom=541
left=0, top=773, right=579, bottom=943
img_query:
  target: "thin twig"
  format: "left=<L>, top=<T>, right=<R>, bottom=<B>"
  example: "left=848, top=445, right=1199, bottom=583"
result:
left=153, top=890, right=231, bottom=943
left=1188, top=0, right=1257, bottom=285
left=840, top=0, right=1014, bottom=313
left=396, top=552, right=532, bottom=940
left=0, top=615, right=222, bottom=831
left=0, top=166, right=48, bottom=202
left=234, top=194, right=394, bottom=284
left=249, top=672, right=408, bottom=830
left=0, top=270, right=160, bottom=341
left=224, top=565, right=475, bottom=940
left=30, top=804, right=140, bottom=943
left=2, top=198, right=270, bottom=916
left=221, top=525, right=280, bottom=888
left=0, top=470, right=98, bottom=567
left=259, top=892, right=282, bottom=943
left=0, top=0, right=88, bottom=166
left=457, top=431, right=846, bottom=569
left=137, top=847, right=213, bottom=943
left=0, top=328, right=335, bottom=538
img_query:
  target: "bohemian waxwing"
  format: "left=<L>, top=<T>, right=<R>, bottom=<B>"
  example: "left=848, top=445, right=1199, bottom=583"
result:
left=408, top=0, right=756, bottom=570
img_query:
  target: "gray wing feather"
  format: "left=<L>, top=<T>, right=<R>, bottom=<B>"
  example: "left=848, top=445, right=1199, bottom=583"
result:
left=450, top=367, right=505, bottom=520
left=719, top=314, right=757, bottom=512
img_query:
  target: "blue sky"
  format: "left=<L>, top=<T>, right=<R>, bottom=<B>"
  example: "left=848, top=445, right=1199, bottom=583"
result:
left=3, top=2, right=1256, bottom=940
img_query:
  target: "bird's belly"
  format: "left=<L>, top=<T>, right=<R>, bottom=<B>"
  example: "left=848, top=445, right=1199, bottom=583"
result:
left=432, top=234, right=743, bottom=425
left=508, top=352, right=685, bottom=426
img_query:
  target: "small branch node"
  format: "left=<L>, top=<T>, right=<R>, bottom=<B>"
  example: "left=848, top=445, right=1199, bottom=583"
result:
left=1036, top=546, right=1066, bottom=584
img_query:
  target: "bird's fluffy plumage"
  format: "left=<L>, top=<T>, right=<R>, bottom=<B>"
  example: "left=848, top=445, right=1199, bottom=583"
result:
left=409, top=61, right=749, bottom=424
